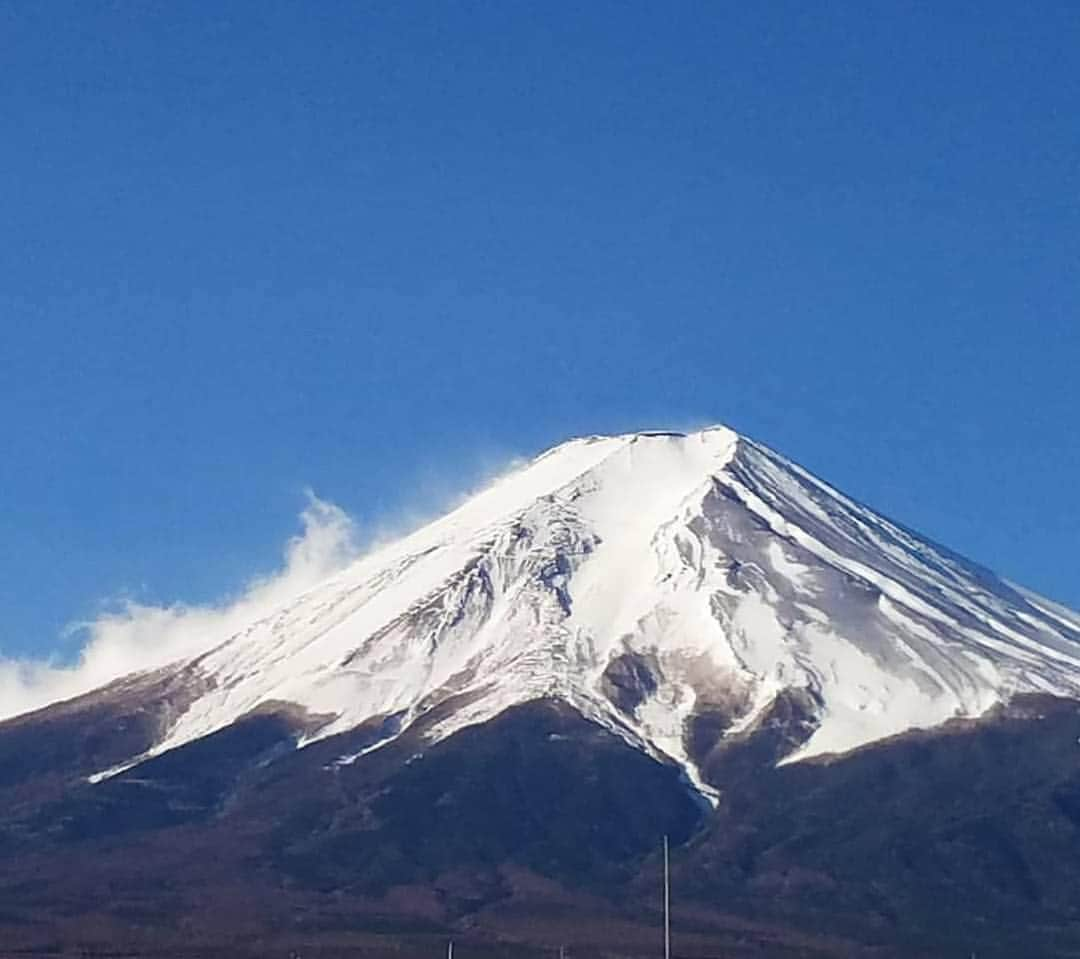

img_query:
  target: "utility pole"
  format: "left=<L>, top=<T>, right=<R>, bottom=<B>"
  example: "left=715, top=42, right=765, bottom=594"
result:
left=663, top=834, right=671, bottom=959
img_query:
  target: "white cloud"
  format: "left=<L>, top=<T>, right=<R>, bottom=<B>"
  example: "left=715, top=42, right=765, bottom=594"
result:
left=0, top=493, right=360, bottom=723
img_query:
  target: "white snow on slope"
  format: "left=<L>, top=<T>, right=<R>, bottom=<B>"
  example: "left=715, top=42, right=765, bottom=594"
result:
left=83, top=427, right=1080, bottom=794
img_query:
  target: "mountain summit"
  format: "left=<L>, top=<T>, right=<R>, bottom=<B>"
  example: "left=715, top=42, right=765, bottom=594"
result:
left=5, top=427, right=1080, bottom=958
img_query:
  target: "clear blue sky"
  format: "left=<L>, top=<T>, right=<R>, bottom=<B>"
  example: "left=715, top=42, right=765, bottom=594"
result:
left=2, top=2, right=1077, bottom=661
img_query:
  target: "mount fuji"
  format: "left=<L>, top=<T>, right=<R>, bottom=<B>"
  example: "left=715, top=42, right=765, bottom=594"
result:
left=78, top=426, right=1080, bottom=786
left=3, top=426, right=1080, bottom=958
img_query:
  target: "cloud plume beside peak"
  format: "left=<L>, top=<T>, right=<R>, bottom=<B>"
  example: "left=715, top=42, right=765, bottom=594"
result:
left=0, top=493, right=360, bottom=723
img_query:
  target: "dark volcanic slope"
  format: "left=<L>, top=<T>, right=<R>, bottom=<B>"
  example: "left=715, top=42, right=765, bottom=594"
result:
left=273, top=699, right=704, bottom=895
left=4, top=694, right=1080, bottom=957
left=0, top=666, right=205, bottom=813
left=676, top=694, right=1080, bottom=958
left=0, top=700, right=710, bottom=956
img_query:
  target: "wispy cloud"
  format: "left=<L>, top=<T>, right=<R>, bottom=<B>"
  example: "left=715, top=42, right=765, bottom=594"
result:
left=0, top=493, right=360, bottom=722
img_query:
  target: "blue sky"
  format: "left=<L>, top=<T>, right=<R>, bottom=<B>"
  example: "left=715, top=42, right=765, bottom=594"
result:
left=1, top=2, right=1077, bottom=664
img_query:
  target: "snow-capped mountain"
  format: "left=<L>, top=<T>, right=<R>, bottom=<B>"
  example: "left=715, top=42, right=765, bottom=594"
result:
left=83, top=426, right=1080, bottom=794
left=7, top=426, right=1080, bottom=959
